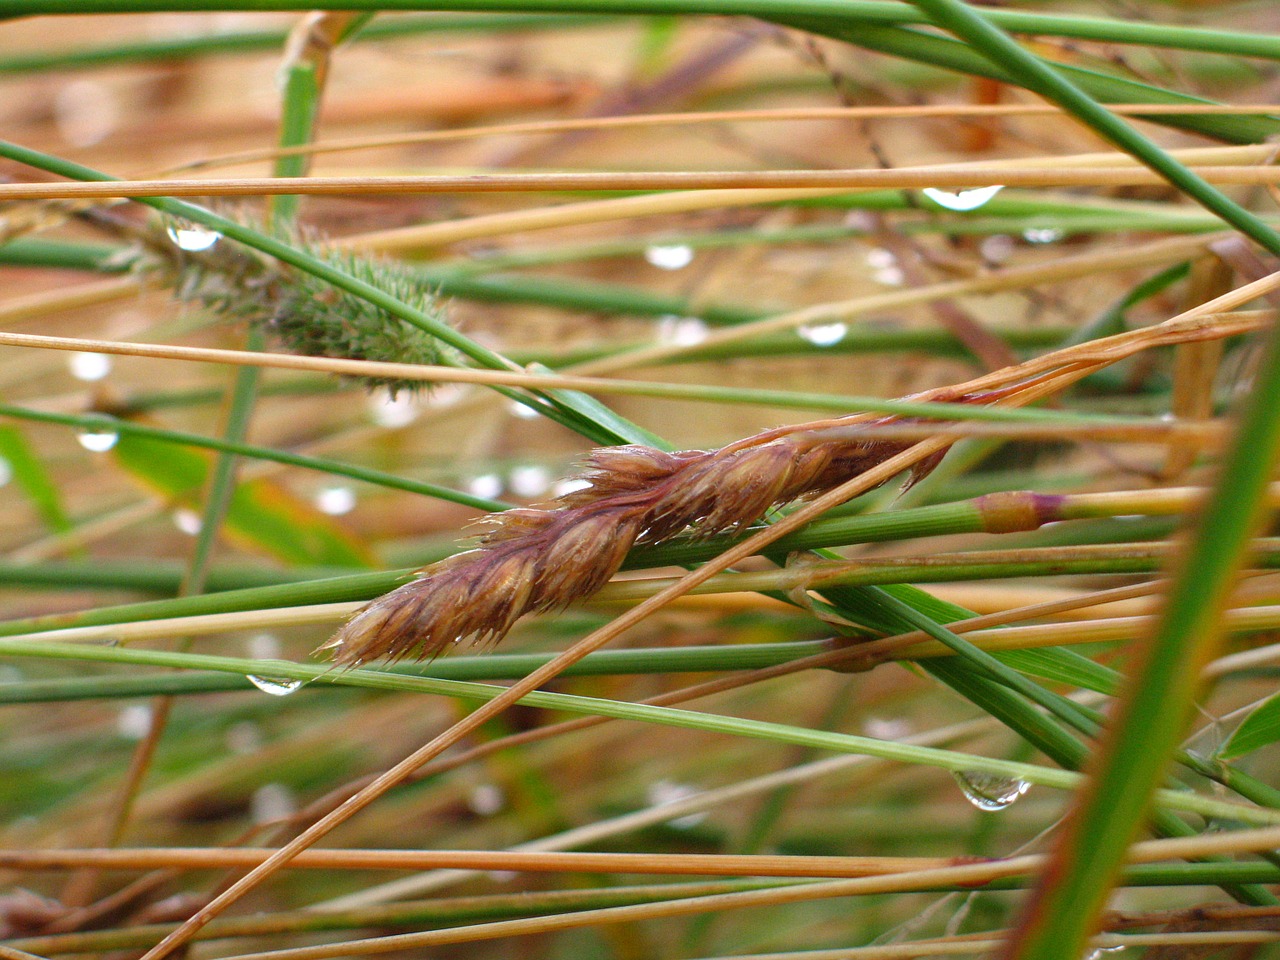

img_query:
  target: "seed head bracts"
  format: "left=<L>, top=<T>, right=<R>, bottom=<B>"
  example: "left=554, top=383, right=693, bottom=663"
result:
left=321, top=394, right=1001, bottom=666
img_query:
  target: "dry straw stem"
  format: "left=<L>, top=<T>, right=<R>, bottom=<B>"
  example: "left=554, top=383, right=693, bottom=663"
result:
left=168, top=824, right=1280, bottom=960
left=179, top=104, right=1280, bottom=175
left=347, top=144, right=1272, bottom=253
left=15, top=819, right=1280, bottom=878
left=11, top=164, right=1280, bottom=204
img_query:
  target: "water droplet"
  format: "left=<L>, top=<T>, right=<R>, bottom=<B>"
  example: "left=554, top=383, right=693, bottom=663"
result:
left=508, top=399, right=541, bottom=420
left=468, top=783, right=505, bottom=816
left=251, top=782, right=297, bottom=824
left=225, top=721, right=263, bottom=754
left=656, top=315, right=709, bottom=347
left=1023, top=225, right=1064, bottom=245
left=315, top=485, right=356, bottom=516
left=953, top=770, right=1030, bottom=811
left=165, top=221, right=221, bottom=252
left=644, top=244, right=694, bottom=271
left=980, top=234, right=1015, bottom=264
left=172, top=509, right=202, bottom=536
left=509, top=465, right=551, bottom=498
left=368, top=390, right=418, bottom=428
left=0, top=456, right=12, bottom=489
left=69, top=351, right=112, bottom=382
left=246, top=674, right=303, bottom=697
left=922, top=184, right=1004, bottom=212
left=77, top=429, right=119, bottom=452
left=467, top=473, right=504, bottom=499
left=116, top=704, right=154, bottom=740
left=647, top=779, right=706, bottom=828
left=54, top=79, right=120, bottom=147
left=863, top=717, right=911, bottom=740
left=865, top=247, right=904, bottom=286
left=798, top=322, right=848, bottom=347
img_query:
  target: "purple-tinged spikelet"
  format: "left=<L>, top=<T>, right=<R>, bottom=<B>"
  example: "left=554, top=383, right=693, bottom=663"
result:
left=323, top=402, right=970, bottom=666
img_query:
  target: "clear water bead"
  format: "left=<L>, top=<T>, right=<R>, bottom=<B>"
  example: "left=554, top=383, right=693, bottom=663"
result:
left=953, top=770, right=1030, bottom=811
left=921, top=184, right=1004, bottom=212
left=166, top=221, right=221, bottom=252
left=246, top=675, right=303, bottom=697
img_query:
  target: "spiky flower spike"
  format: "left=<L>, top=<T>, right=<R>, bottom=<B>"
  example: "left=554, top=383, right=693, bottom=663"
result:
left=322, top=395, right=997, bottom=666
left=140, top=215, right=446, bottom=396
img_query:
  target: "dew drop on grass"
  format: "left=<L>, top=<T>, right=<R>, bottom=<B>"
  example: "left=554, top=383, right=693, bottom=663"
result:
left=246, top=675, right=303, bottom=697
left=644, top=244, right=694, bottom=270
left=77, top=429, right=119, bottom=452
left=953, top=770, right=1030, bottom=811
left=921, top=184, right=1004, bottom=211
left=166, top=221, right=222, bottom=252
left=798, top=322, right=848, bottom=347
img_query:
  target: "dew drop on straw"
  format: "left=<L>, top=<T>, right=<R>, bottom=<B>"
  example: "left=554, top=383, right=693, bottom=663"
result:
left=921, top=184, right=1004, bottom=211
left=0, top=456, right=12, bottom=488
left=77, top=429, right=118, bottom=452
left=165, top=221, right=222, bottom=252
left=508, top=399, right=541, bottom=420
left=246, top=675, right=303, bottom=697
left=644, top=244, right=694, bottom=270
left=953, top=770, right=1030, bottom=811
left=798, top=322, right=848, bottom=347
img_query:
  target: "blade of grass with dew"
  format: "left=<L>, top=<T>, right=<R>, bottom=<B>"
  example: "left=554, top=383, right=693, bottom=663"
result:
left=0, top=139, right=653, bottom=448
left=4, top=638, right=1280, bottom=828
